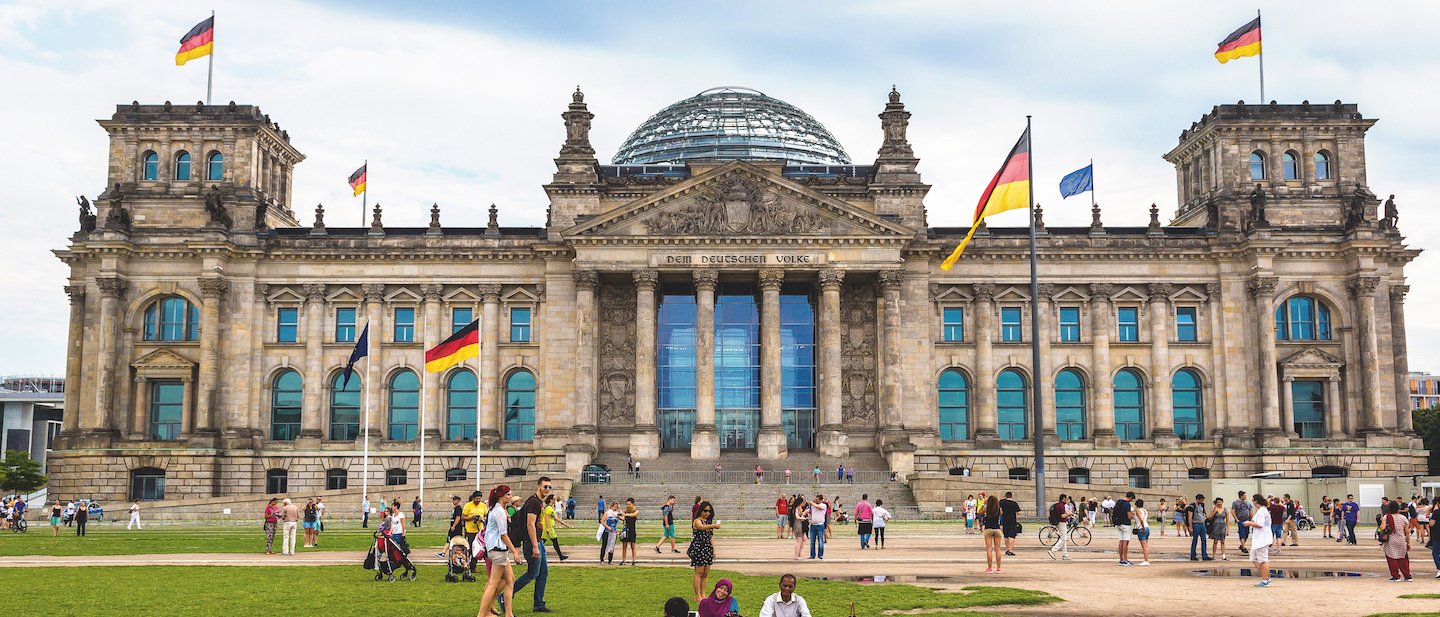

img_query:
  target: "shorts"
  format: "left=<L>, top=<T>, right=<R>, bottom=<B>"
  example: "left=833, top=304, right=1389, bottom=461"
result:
left=663, top=524, right=676, bottom=538
left=487, top=549, right=511, bottom=566
left=1136, top=528, right=1151, bottom=542
left=778, top=515, right=787, bottom=527
left=50, top=516, right=60, bottom=526
left=303, top=521, right=316, bottom=529
left=1117, top=525, right=1133, bottom=541
left=1237, top=524, right=1251, bottom=540
left=1250, top=545, right=1270, bottom=563
left=982, top=528, right=1003, bottom=539
left=1003, top=525, right=1018, bottom=539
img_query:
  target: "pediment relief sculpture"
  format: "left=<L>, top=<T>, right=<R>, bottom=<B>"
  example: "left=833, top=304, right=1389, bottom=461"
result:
left=644, top=176, right=823, bottom=235
left=1280, top=346, right=1344, bottom=368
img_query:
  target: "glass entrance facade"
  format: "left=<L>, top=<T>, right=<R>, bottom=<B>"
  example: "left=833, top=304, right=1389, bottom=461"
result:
left=716, top=282, right=760, bottom=449
left=781, top=285, right=816, bottom=449
left=658, top=285, right=697, bottom=449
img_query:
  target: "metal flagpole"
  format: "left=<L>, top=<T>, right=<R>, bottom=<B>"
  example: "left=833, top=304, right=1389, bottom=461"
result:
left=1257, top=9, right=1265, bottom=103
left=362, top=333, right=371, bottom=516
left=1026, top=116, right=1047, bottom=518
left=419, top=360, right=426, bottom=517
left=205, top=11, right=214, bottom=106
left=362, top=159, right=368, bottom=227
left=1089, top=158, right=1095, bottom=211
left=474, top=355, right=482, bottom=492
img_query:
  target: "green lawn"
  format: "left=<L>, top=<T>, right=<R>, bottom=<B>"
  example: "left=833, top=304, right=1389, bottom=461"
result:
left=0, top=565, right=1060, bottom=616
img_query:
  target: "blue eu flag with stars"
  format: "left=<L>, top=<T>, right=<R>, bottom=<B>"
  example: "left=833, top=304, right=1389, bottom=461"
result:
left=1059, top=164, right=1093, bottom=199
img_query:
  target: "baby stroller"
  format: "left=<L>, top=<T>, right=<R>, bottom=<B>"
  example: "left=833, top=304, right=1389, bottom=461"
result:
left=365, top=532, right=417, bottom=582
left=444, top=535, right=476, bottom=583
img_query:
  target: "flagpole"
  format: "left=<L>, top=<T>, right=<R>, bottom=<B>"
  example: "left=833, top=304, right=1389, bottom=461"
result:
left=474, top=356, right=481, bottom=492
left=1257, top=9, right=1265, bottom=103
left=362, top=159, right=368, bottom=228
left=1026, top=115, right=1046, bottom=518
left=1089, top=158, right=1095, bottom=211
left=362, top=336, right=371, bottom=517
left=419, top=322, right=427, bottom=519
left=205, top=11, right=214, bottom=106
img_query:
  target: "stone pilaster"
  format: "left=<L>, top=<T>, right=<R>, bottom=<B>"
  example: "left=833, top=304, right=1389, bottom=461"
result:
left=1248, top=276, right=1285, bottom=446
left=478, top=283, right=502, bottom=446
left=62, top=285, right=86, bottom=435
left=91, top=277, right=128, bottom=437
left=573, top=271, right=599, bottom=437
left=299, top=283, right=326, bottom=441
left=1390, top=285, right=1414, bottom=434
left=757, top=269, right=787, bottom=459
left=1327, top=376, right=1344, bottom=438
left=877, top=270, right=907, bottom=447
left=192, top=276, right=229, bottom=442
left=972, top=283, right=999, bottom=447
left=1036, top=283, right=1057, bottom=443
left=1281, top=375, right=1296, bottom=437
left=362, top=283, right=386, bottom=442
left=420, top=284, right=444, bottom=442
left=1089, top=283, right=1117, bottom=447
left=815, top=268, right=848, bottom=458
left=1349, top=276, right=1386, bottom=439
left=630, top=269, right=661, bottom=459
left=1148, top=283, right=1177, bottom=445
left=691, top=269, right=719, bottom=459
left=1206, top=283, right=1229, bottom=438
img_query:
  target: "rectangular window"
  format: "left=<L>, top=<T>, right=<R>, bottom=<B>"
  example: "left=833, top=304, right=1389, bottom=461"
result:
left=393, top=308, right=415, bottom=342
left=1059, top=307, right=1080, bottom=342
left=1292, top=380, right=1326, bottom=438
left=277, top=307, right=298, bottom=343
left=1175, top=307, right=1197, bottom=342
left=150, top=381, right=184, bottom=440
left=510, top=307, right=531, bottom=342
left=1001, top=307, right=1022, bottom=342
left=942, top=307, right=964, bottom=342
left=335, top=307, right=356, bottom=343
left=452, top=307, right=473, bottom=335
left=1117, top=307, right=1139, bottom=342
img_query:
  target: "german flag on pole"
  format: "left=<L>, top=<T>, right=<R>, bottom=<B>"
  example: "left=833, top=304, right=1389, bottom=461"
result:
left=425, top=319, right=479, bottom=373
left=940, top=128, right=1030, bottom=270
left=348, top=164, right=368, bottom=196
left=175, top=16, right=214, bottom=66
left=1215, top=16, right=1261, bottom=63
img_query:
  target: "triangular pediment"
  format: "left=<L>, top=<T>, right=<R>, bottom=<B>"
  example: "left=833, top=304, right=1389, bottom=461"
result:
left=267, top=288, right=304, bottom=304
left=385, top=287, right=422, bottom=303
left=444, top=287, right=480, bottom=303
left=1280, top=346, right=1344, bottom=368
left=131, top=348, right=196, bottom=369
left=326, top=286, right=361, bottom=303
left=1169, top=286, right=1208, bottom=303
left=931, top=285, right=972, bottom=302
left=564, top=161, right=914, bottom=240
left=502, top=287, right=539, bottom=303
left=1052, top=286, right=1090, bottom=302
left=994, top=287, right=1030, bottom=302
left=1110, top=286, right=1148, bottom=303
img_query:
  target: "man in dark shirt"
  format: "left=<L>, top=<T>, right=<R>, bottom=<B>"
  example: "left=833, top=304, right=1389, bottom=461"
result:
left=1267, top=497, right=1286, bottom=555
left=448, top=495, right=465, bottom=538
left=513, top=477, right=553, bottom=613
left=1185, top=494, right=1209, bottom=561
left=999, top=492, right=1023, bottom=556
left=1114, top=492, right=1135, bottom=565
left=654, top=495, right=678, bottom=553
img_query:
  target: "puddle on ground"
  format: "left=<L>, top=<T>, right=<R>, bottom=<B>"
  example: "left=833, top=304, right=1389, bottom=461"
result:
left=1191, top=568, right=1376, bottom=578
left=806, top=575, right=971, bottom=584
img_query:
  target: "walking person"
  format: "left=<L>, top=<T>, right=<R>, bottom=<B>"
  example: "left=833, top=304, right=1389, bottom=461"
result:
left=598, top=503, right=619, bottom=563
left=981, top=494, right=1004, bottom=573
left=619, top=497, right=639, bottom=566
left=1341, top=494, right=1360, bottom=544
left=314, top=497, right=326, bottom=544
left=1266, top=495, right=1285, bottom=555
left=383, top=502, right=410, bottom=554
left=479, top=484, right=521, bottom=617
left=279, top=498, right=300, bottom=555
left=63, top=500, right=76, bottom=527
left=462, top=490, right=488, bottom=575
left=511, top=476, right=552, bottom=612
left=1318, top=496, right=1333, bottom=539
left=1114, top=492, right=1135, bottom=566
left=1382, top=501, right=1413, bottom=582
left=412, top=496, right=423, bottom=528
left=689, top=501, right=721, bottom=603
left=74, top=500, right=89, bottom=537
left=1000, top=492, right=1022, bottom=556
left=808, top=494, right=828, bottom=559
left=812, top=466, right=820, bottom=482
left=854, top=493, right=873, bottom=549
left=692, top=495, right=703, bottom=520
left=1208, top=497, right=1230, bottom=561
left=50, top=500, right=63, bottom=537
left=873, top=498, right=891, bottom=549
left=564, top=496, right=575, bottom=520
left=263, top=497, right=280, bottom=554
left=755, top=464, right=764, bottom=484
left=1417, top=498, right=1431, bottom=545
left=963, top=494, right=976, bottom=534
left=1047, top=494, right=1072, bottom=561
left=128, top=499, right=143, bottom=530
left=1232, top=491, right=1253, bottom=553
left=541, top=494, right=569, bottom=561
left=785, top=468, right=791, bottom=484
left=596, top=495, right=605, bottom=523
left=1133, top=498, right=1152, bottom=566
left=1244, top=494, right=1274, bottom=587
left=655, top=495, right=680, bottom=554
left=1186, top=494, right=1211, bottom=561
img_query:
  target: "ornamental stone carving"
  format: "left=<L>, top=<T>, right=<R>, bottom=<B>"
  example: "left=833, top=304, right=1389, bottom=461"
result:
left=840, top=281, right=878, bottom=426
left=1206, top=282, right=1222, bottom=300
left=1037, top=283, right=1055, bottom=301
left=419, top=284, right=444, bottom=302
left=64, top=285, right=86, bottom=304
left=692, top=269, right=718, bottom=290
left=1390, top=285, right=1410, bottom=302
left=819, top=269, right=845, bottom=290
left=878, top=270, right=905, bottom=292
left=1347, top=276, right=1380, bottom=297
left=598, top=280, right=637, bottom=427
left=96, top=277, right=129, bottom=298
left=1148, top=283, right=1173, bottom=301
left=632, top=269, right=659, bottom=290
left=534, top=283, right=545, bottom=302
left=303, top=284, right=326, bottom=302
left=972, top=282, right=996, bottom=303
left=573, top=270, right=598, bottom=291
left=253, top=283, right=270, bottom=298
left=197, top=277, right=230, bottom=298
left=644, top=176, right=823, bottom=235
left=1246, top=277, right=1278, bottom=298
left=877, top=87, right=915, bottom=159
left=758, top=269, right=786, bottom=291
left=362, top=283, right=385, bottom=302
left=478, top=284, right=502, bottom=303
left=1089, top=283, right=1113, bottom=301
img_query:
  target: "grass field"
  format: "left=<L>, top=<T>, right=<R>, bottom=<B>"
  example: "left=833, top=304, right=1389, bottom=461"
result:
left=0, top=565, right=1060, bottom=616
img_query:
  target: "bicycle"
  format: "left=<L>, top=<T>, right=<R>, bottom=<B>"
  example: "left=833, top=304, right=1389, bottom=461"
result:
left=1039, top=519, right=1091, bottom=547
left=11, top=516, right=26, bottom=533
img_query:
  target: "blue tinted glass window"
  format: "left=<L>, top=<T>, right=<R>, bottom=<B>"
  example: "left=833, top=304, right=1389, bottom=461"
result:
left=1055, top=369, right=1086, bottom=440
left=997, top=369, right=1027, bottom=440
left=335, top=307, right=356, bottom=342
left=330, top=372, right=361, bottom=440
left=388, top=370, right=419, bottom=440
left=150, top=381, right=184, bottom=440
left=938, top=370, right=969, bottom=440
left=1114, top=369, right=1145, bottom=439
left=145, top=297, right=197, bottom=341
left=1250, top=152, right=1266, bottom=180
left=446, top=370, right=477, bottom=440
left=1172, top=369, right=1203, bottom=439
left=1117, top=307, right=1138, bottom=342
left=659, top=288, right=697, bottom=449
left=175, top=152, right=191, bottom=181
left=1314, top=151, right=1330, bottom=180
left=1175, top=307, right=1197, bottom=342
left=943, top=307, right=964, bottom=342
left=271, top=370, right=302, bottom=441
left=510, top=307, right=531, bottom=342
left=143, top=151, right=159, bottom=180
left=207, top=152, right=223, bottom=181
left=393, top=308, right=415, bottom=342
left=1277, top=297, right=1329, bottom=341
left=1282, top=151, right=1298, bottom=180
left=781, top=290, right=815, bottom=449
left=1001, top=307, right=1022, bottom=342
left=1059, top=307, right=1080, bottom=342
left=715, top=286, right=759, bottom=412
left=504, top=371, right=536, bottom=441
left=452, top=307, right=473, bottom=335
left=277, top=307, right=298, bottom=343
left=1292, top=380, right=1325, bottom=438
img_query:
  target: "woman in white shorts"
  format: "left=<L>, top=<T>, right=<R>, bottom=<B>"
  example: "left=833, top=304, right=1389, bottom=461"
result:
left=1244, top=494, right=1274, bottom=587
left=479, top=485, right=521, bottom=617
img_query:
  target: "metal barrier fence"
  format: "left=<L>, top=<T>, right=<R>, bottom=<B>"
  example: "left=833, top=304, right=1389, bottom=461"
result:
left=584, top=470, right=900, bottom=485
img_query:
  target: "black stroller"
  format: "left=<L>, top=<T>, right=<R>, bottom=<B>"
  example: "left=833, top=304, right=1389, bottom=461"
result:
left=443, top=534, right=477, bottom=583
left=365, top=532, right=417, bottom=582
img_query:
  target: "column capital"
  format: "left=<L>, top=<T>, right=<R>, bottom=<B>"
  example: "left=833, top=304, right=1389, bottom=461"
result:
left=632, top=269, right=659, bottom=291
left=197, top=277, right=230, bottom=298
left=972, top=282, right=996, bottom=302
left=1088, top=282, right=1112, bottom=303
left=479, top=283, right=502, bottom=303
left=692, top=269, right=718, bottom=291
left=64, top=285, right=86, bottom=304
left=573, top=269, right=598, bottom=291
left=253, top=283, right=270, bottom=298
left=361, top=283, right=385, bottom=302
left=1346, top=276, right=1380, bottom=297
left=1390, top=284, right=1411, bottom=302
left=419, top=283, right=444, bottom=302
left=95, top=277, right=129, bottom=298
left=1246, top=276, right=1279, bottom=298
left=303, top=283, right=327, bottom=302
left=878, top=269, right=905, bottom=292
left=1282, top=375, right=1295, bottom=382
left=1206, top=282, right=1222, bottom=301
left=758, top=269, right=785, bottom=291
left=819, top=268, right=845, bottom=290
left=1148, top=282, right=1172, bottom=302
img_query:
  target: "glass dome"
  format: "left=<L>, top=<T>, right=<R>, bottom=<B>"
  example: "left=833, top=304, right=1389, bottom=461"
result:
left=612, top=87, right=852, bottom=166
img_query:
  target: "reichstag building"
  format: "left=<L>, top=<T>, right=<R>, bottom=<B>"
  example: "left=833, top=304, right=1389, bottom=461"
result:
left=51, top=87, right=1424, bottom=501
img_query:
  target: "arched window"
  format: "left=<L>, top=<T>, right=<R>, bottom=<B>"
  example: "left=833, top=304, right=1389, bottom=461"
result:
left=1275, top=296, right=1331, bottom=341
left=388, top=370, right=420, bottom=441
left=142, top=151, right=159, bottom=180
left=329, top=372, right=361, bottom=440
left=445, top=468, right=467, bottom=482
left=1188, top=467, right=1211, bottom=480
left=386, top=468, right=407, bottom=486
left=1249, top=152, right=1266, bottom=180
left=1114, top=369, right=1145, bottom=440
left=266, top=469, right=288, bottom=494
left=175, top=151, right=191, bottom=180
left=1314, top=150, right=1332, bottom=180
left=271, top=370, right=302, bottom=441
left=1128, top=467, right=1150, bottom=489
left=1282, top=150, right=1298, bottom=180
left=206, top=151, right=224, bottom=181
left=997, top=369, right=1027, bottom=440
left=938, top=369, right=969, bottom=440
left=325, top=468, right=348, bottom=490
left=1312, top=465, right=1348, bottom=478
left=504, top=370, right=536, bottom=441
left=130, top=467, right=165, bottom=501
left=1008, top=467, right=1030, bottom=481
left=1055, top=369, right=1086, bottom=440
left=1172, top=369, right=1204, bottom=440
left=1068, top=468, right=1090, bottom=485
left=446, top=370, right=477, bottom=440
left=143, top=297, right=199, bottom=341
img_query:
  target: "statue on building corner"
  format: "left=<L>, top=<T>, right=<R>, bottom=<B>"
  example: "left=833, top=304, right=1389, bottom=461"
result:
left=254, top=199, right=268, bottom=232
left=76, top=195, right=96, bottom=233
left=1344, top=182, right=1371, bottom=230
left=1380, top=194, right=1398, bottom=232
left=104, top=184, right=131, bottom=232
left=369, top=203, right=384, bottom=234
left=204, top=185, right=233, bottom=230
left=559, top=87, right=596, bottom=158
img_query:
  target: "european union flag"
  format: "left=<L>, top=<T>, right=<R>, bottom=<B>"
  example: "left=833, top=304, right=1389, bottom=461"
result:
left=1059, top=164, right=1093, bottom=199
left=341, top=323, right=369, bottom=389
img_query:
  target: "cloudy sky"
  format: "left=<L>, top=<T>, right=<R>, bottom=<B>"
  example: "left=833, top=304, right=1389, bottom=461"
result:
left=2, top=0, right=1438, bottom=376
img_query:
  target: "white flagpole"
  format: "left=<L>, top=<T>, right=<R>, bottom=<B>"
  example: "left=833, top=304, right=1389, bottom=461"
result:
left=473, top=355, right=481, bottom=492
left=419, top=327, right=427, bottom=518
left=361, top=323, right=371, bottom=517
left=205, top=11, right=214, bottom=106
left=1257, top=9, right=1265, bottom=103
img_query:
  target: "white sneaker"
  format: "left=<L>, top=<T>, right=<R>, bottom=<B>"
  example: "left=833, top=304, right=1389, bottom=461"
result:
left=1137, top=561, right=1150, bottom=566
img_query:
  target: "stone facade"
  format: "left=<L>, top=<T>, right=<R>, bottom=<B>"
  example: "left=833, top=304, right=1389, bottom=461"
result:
left=50, top=92, right=1425, bottom=501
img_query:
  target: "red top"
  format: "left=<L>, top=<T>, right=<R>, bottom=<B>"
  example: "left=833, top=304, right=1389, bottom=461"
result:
left=776, top=499, right=788, bottom=515
left=264, top=505, right=280, bottom=523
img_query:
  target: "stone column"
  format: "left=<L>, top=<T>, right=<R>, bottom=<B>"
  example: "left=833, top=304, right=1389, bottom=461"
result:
left=63, top=285, right=86, bottom=434
left=362, top=283, right=386, bottom=442
left=691, top=270, right=719, bottom=459
left=132, top=375, right=148, bottom=437
left=1390, top=285, right=1414, bottom=434
left=1206, top=283, right=1229, bottom=437
left=478, top=283, right=502, bottom=446
left=91, top=277, right=128, bottom=435
left=815, top=269, right=848, bottom=458
left=758, top=269, right=787, bottom=459
left=300, top=283, right=326, bottom=440
left=1326, top=376, right=1344, bottom=437
left=573, top=271, right=599, bottom=438
left=1280, top=375, right=1296, bottom=436
left=1089, top=283, right=1117, bottom=447
left=1349, top=276, right=1384, bottom=435
left=1036, top=284, right=1056, bottom=442
left=973, top=283, right=999, bottom=447
left=420, top=284, right=444, bottom=441
left=878, top=270, right=906, bottom=446
left=193, top=277, right=229, bottom=440
left=1247, top=276, right=1283, bottom=444
left=1148, top=283, right=1176, bottom=444
left=631, top=270, right=661, bottom=458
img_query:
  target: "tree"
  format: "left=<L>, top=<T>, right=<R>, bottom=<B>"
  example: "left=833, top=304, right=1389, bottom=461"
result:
left=0, top=450, right=47, bottom=495
left=1412, top=407, right=1440, bottom=475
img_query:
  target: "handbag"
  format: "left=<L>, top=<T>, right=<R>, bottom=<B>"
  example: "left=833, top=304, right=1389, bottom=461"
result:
left=1377, top=514, right=1393, bottom=544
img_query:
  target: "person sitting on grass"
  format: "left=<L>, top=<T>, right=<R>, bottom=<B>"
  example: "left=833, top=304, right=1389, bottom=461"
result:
left=698, top=579, right=739, bottom=617
left=758, top=574, right=811, bottom=617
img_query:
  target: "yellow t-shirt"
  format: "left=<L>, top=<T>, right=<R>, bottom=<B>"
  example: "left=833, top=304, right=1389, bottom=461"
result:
left=463, top=501, right=488, bottom=534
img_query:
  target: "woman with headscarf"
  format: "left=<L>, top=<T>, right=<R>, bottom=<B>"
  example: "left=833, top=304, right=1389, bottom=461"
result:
left=697, top=579, right=739, bottom=617
left=689, top=500, right=721, bottom=602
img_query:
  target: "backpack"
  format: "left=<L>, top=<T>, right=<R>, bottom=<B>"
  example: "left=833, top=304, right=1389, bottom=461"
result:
left=1111, top=502, right=1129, bottom=526
left=1049, top=503, right=1065, bottom=526
left=510, top=500, right=534, bottom=545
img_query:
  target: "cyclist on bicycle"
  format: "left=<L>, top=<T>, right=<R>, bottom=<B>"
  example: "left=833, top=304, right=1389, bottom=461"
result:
left=1048, top=494, right=1074, bottom=560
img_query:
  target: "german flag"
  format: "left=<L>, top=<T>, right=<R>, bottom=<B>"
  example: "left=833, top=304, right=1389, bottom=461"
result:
left=175, top=16, right=214, bottom=66
left=348, top=164, right=368, bottom=196
left=425, top=319, right=479, bottom=373
left=1215, top=17, right=1261, bottom=64
left=941, top=128, right=1030, bottom=270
